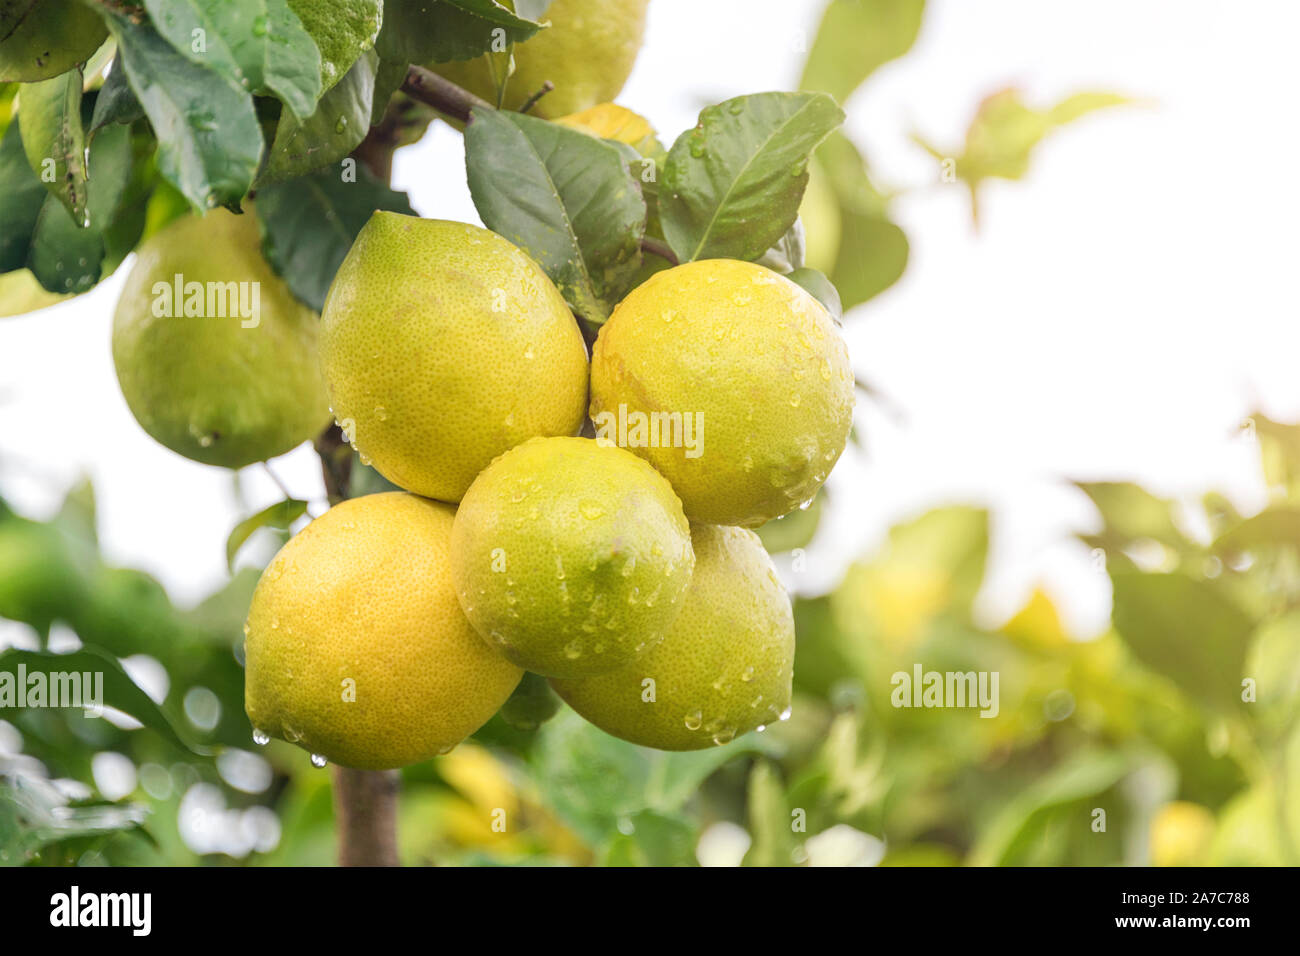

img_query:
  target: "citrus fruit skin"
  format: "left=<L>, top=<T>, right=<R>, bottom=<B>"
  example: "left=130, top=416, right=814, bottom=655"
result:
left=0, top=0, right=107, bottom=82
left=430, top=0, right=649, bottom=120
left=319, top=212, right=588, bottom=502
left=112, top=209, right=331, bottom=468
left=450, top=436, right=694, bottom=679
left=244, top=492, right=523, bottom=770
left=0, top=268, right=72, bottom=317
left=590, top=258, right=854, bottom=528
left=551, top=524, right=794, bottom=751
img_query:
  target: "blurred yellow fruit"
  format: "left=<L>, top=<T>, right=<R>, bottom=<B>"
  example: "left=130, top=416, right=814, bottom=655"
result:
left=590, top=258, right=854, bottom=527
left=244, top=492, right=523, bottom=770
left=430, top=0, right=649, bottom=119
left=552, top=524, right=794, bottom=750
left=0, top=269, right=73, bottom=317
left=112, top=209, right=331, bottom=468
left=1149, top=800, right=1214, bottom=867
left=319, top=212, right=588, bottom=502
left=450, top=436, right=694, bottom=678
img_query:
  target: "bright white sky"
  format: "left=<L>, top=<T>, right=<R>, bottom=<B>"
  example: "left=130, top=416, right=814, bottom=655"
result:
left=2, top=0, right=1297, bottom=639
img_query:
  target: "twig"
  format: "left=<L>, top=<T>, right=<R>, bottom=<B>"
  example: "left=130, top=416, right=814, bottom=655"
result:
left=518, top=80, right=555, bottom=115
left=640, top=235, right=679, bottom=265
left=399, top=64, right=493, bottom=124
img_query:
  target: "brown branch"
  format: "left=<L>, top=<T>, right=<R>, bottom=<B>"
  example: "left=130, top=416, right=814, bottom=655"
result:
left=331, top=766, right=401, bottom=866
left=400, top=64, right=493, bottom=124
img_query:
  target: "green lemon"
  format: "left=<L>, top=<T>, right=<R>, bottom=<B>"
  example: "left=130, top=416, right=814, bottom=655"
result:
left=112, top=209, right=331, bottom=468
left=319, top=212, right=589, bottom=502
left=450, top=436, right=694, bottom=678
left=551, top=524, right=795, bottom=750
left=0, top=0, right=107, bottom=82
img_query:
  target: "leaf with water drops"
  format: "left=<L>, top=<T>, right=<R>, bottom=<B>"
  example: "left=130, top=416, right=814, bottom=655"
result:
left=142, top=0, right=323, bottom=121
left=257, top=164, right=414, bottom=311
left=17, top=68, right=88, bottom=224
left=465, top=106, right=646, bottom=324
left=378, top=0, right=544, bottom=66
left=103, top=7, right=263, bottom=212
left=660, top=91, right=844, bottom=263
left=260, top=48, right=376, bottom=185
left=225, top=498, right=308, bottom=571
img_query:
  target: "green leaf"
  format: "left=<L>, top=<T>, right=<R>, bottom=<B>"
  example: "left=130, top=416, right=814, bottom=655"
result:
left=0, top=119, right=47, bottom=273
left=784, top=268, right=841, bottom=319
left=287, top=0, right=382, bottom=92
left=89, top=62, right=144, bottom=135
left=465, top=106, right=646, bottom=323
left=800, top=0, right=925, bottom=104
left=497, top=671, right=562, bottom=731
left=0, top=647, right=204, bottom=755
left=142, top=0, right=323, bottom=121
left=104, top=8, right=263, bottom=211
left=1110, top=571, right=1253, bottom=711
left=257, top=165, right=415, bottom=311
left=225, top=498, right=308, bottom=570
left=660, top=92, right=844, bottom=263
left=0, top=769, right=147, bottom=863
left=756, top=488, right=825, bottom=550
left=260, top=48, right=376, bottom=184
left=1075, top=481, right=1187, bottom=553
left=380, top=0, right=544, bottom=65
left=742, top=759, right=793, bottom=867
left=18, top=68, right=87, bottom=223
left=601, top=809, right=698, bottom=866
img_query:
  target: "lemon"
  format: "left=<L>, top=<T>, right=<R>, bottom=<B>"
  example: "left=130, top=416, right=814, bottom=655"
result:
left=0, top=0, right=107, bottom=82
left=590, top=259, right=854, bottom=527
left=244, top=492, right=523, bottom=770
left=430, top=0, right=649, bottom=119
left=551, top=524, right=794, bottom=751
left=0, top=269, right=73, bottom=317
left=319, top=212, right=588, bottom=502
left=450, top=436, right=693, bottom=678
left=112, top=209, right=331, bottom=468
left=1150, top=801, right=1215, bottom=867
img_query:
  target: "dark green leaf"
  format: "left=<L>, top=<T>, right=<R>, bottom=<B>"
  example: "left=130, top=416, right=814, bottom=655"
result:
left=0, top=119, right=46, bottom=272
left=784, top=268, right=841, bottom=319
left=142, top=0, right=323, bottom=121
left=257, top=165, right=415, bottom=311
left=18, top=68, right=87, bottom=223
left=661, top=92, right=844, bottom=263
left=226, top=498, right=308, bottom=570
left=260, top=48, right=376, bottom=184
left=380, top=0, right=543, bottom=65
left=0, top=647, right=204, bottom=755
left=104, top=8, right=263, bottom=211
left=89, top=62, right=144, bottom=135
left=800, top=0, right=925, bottom=104
left=1110, top=571, right=1253, bottom=710
left=497, top=672, right=561, bottom=731
left=465, top=106, right=646, bottom=323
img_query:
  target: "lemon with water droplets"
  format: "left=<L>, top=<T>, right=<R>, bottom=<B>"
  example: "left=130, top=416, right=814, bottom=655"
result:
left=450, top=436, right=694, bottom=678
left=551, top=524, right=794, bottom=751
left=590, top=258, right=854, bottom=527
left=244, top=492, right=523, bottom=770
left=319, top=212, right=589, bottom=502
left=429, top=0, right=649, bottom=119
left=112, top=209, right=331, bottom=468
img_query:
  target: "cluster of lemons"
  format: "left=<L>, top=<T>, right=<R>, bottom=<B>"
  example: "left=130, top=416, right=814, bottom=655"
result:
left=235, top=211, right=853, bottom=769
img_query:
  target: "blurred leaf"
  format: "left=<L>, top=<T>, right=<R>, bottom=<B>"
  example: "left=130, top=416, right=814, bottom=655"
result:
left=287, top=0, right=382, bottom=92
left=755, top=217, right=806, bottom=273
left=260, top=48, right=376, bottom=184
left=18, top=68, right=87, bottom=223
left=1075, top=481, right=1186, bottom=553
left=1214, top=507, right=1300, bottom=557
left=784, top=267, right=841, bottom=319
left=379, top=0, right=543, bottom=66
left=89, top=62, right=143, bottom=135
left=0, top=647, right=203, bottom=755
left=916, top=88, right=1130, bottom=226
left=601, top=809, right=697, bottom=866
left=1110, top=571, right=1252, bottom=711
left=226, top=499, right=308, bottom=571
left=800, top=0, right=925, bottom=104
left=756, top=491, right=824, bottom=552
left=257, top=164, right=415, bottom=311
left=742, top=759, right=794, bottom=866
left=103, top=8, right=263, bottom=211
left=142, top=0, right=323, bottom=121
left=498, top=672, right=562, bottom=732
left=661, top=92, right=844, bottom=263
left=0, top=768, right=147, bottom=864
left=465, top=106, right=645, bottom=323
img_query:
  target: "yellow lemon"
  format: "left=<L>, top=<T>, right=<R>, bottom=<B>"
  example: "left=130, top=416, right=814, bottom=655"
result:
left=430, top=0, right=649, bottom=119
left=590, top=259, right=854, bottom=527
left=319, top=212, right=588, bottom=502
left=244, top=492, right=523, bottom=770
left=551, top=524, right=794, bottom=750
left=112, top=209, right=331, bottom=468
left=450, top=436, right=693, bottom=678
left=1150, top=801, right=1215, bottom=867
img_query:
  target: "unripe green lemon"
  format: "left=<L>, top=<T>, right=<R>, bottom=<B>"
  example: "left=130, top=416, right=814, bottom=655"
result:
left=244, top=492, right=523, bottom=770
left=551, top=524, right=794, bottom=750
left=0, top=0, right=107, bottom=82
left=429, top=0, right=649, bottom=119
left=319, top=213, right=588, bottom=502
left=450, top=436, right=693, bottom=678
left=112, top=209, right=331, bottom=468
left=590, top=259, right=854, bottom=527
